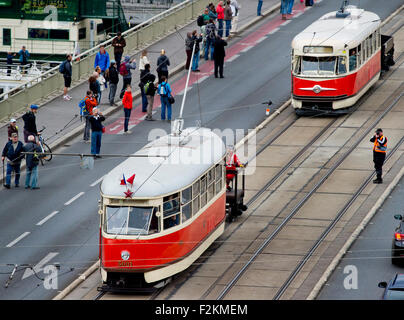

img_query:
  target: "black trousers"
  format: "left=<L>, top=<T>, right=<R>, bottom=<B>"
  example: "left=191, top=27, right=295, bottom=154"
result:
left=157, top=70, right=169, bottom=84
left=373, top=152, right=386, bottom=179
left=214, top=58, right=224, bottom=77
left=120, top=77, right=132, bottom=98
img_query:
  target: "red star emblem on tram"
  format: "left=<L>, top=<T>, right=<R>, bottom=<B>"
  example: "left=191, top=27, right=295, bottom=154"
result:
left=124, top=189, right=133, bottom=198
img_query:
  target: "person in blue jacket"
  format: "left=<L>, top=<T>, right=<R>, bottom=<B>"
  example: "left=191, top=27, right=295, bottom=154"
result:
left=18, top=46, right=30, bottom=73
left=2, top=133, right=24, bottom=189
left=94, top=45, right=110, bottom=76
left=157, top=76, right=173, bottom=121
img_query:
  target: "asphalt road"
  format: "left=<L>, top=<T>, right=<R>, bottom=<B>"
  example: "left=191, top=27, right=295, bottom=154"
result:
left=318, top=173, right=404, bottom=300
left=0, top=0, right=402, bottom=299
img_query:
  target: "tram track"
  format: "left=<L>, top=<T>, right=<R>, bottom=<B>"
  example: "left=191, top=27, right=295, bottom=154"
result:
left=93, top=9, right=404, bottom=302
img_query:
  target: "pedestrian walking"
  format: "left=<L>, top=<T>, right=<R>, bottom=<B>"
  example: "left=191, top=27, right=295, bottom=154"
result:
left=7, top=52, right=16, bottom=76
left=82, top=90, right=98, bottom=143
left=139, top=50, right=150, bottom=112
left=213, top=35, right=227, bottom=78
left=89, top=107, right=105, bottom=158
left=281, top=0, right=294, bottom=19
left=191, top=30, right=203, bottom=72
left=257, top=0, right=263, bottom=16
left=370, top=128, right=387, bottom=184
left=224, top=1, right=233, bottom=38
left=158, top=76, right=173, bottom=121
left=230, top=0, right=240, bottom=34
left=94, top=45, right=110, bottom=76
left=143, top=64, right=157, bottom=121
left=7, top=119, right=18, bottom=140
left=185, top=32, right=193, bottom=70
left=24, top=135, right=41, bottom=190
left=205, top=19, right=217, bottom=60
left=119, top=56, right=136, bottom=99
left=216, top=1, right=225, bottom=37
left=111, top=32, right=126, bottom=71
left=22, top=104, right=38, bottom=143
left=89, top=74, right=101, bottom=104
left=60, top=54, right=73, bottom=101
left=122, top=85, right=133, bottom=134
left=18, top=46, right=30, bottom=72
left=157, top=49, right=170, bottom=84
left=2, top=133, right=24, bottom=189
left=107, top=60, right=119, bottom=106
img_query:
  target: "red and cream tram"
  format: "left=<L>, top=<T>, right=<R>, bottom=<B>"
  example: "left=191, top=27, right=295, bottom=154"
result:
left=98, top=127, right=228, bottom=289
left=291, top=5, right=394, bottom=115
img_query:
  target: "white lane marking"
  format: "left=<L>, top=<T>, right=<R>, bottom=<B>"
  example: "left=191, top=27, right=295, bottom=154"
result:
left=177, top=87, right=192, bottom=96
left=90, top=176, right=105, bottom=187
left=64, top=192, right=85, bottom=206
left=108, top=124, right=122, bottom=131
left=36, top=211, right=59, bottom=226
left=256, top=36, right=267, bottom=44
left=6, top=232, right=30, bottom=248
left=197, top=75, right=209, bottom=83
left=22, top=252, right=59, bottom=280
left=240, top=45, right=253, bottom=53
left=268, top=27, right=280, bottom=35
left=226, top=54, right=240, bottom=62
left=293, top=12, right=303, bottom=18
left=282, top=20, right=291, bottom=26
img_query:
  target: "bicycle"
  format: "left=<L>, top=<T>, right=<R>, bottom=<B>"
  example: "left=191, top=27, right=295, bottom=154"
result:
left=37, top=126, right=52, bottom=165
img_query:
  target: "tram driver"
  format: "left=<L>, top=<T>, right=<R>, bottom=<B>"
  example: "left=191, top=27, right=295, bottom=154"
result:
left=225, top=146, right=244, bottom=191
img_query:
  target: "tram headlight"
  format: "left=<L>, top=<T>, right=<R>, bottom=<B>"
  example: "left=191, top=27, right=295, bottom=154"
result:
left=121, top=250, right=130, bottom=261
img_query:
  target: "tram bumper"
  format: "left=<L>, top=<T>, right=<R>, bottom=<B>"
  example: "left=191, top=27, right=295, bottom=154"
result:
left=292, top=97, right=353, bottom=116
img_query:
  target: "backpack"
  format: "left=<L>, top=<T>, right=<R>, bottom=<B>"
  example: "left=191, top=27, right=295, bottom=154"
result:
left=59, top=61, right=65, bottom=74
left=119, top=62, right=128, bottom=76
left=206, top=24, right=215, bottom=39
left=197, top=15, right=204, bottom=27
left=144, top=80, right=155, bottom=95
left=78, top=97, right=89, bottom=116
left=159, top=83, right=169, bottom=97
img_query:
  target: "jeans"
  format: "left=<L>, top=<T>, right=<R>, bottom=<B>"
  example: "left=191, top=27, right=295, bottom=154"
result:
left=257, top=0, right=263, bottom=15
left=83, top=115, right=91, bottom=141
left=192, top=51, right=200, bottom=71
left=124, top=108, right=132, bottom=132
left=6, top=162, right=20, bottom=186
left=225, top=20, right=232, bottom=37
left=281, top=0, right=294, bottom=14
left=141, top=87, right=148, bottom=112
left=287, top=0, right=294, bottom=14
left=109, top=83, right=117, bottom=105
left=97, top=91, right=102, bottom=104
left=146, top=95, right=154, bottom=119
left=25, top=166, right=38, bottom=188
left=160, top=96, right=172, bottom=120
left=204, top=37, right=215, bottom=60
left=218, top=19, right=224, bottom=37
left=91, top=131, right=102, bottom=155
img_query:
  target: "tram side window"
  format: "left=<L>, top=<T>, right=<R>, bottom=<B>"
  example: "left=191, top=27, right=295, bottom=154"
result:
left=373, top=31, right=378, bottom=51
left=349, top=48, right=357, bottom=72
left=357, top=44, right=362, bottom=66
left=192, top=181, right=200, bottom=215
left=377, top=29, right=381, bottom=48
left=215, top=164, right=223, bottom=195
left=200, top=176, right=207, bottom=208
left=207, top=168, right=216, bottom=202
left=163, top=193, right=180, bottom=230
left=181, top=186, right=192, bottom=223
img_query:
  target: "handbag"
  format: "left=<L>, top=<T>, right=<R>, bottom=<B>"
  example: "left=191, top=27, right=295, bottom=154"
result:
left=102, top=126, right=106, bottom=133
left=168, top=95, right=175, bottom=104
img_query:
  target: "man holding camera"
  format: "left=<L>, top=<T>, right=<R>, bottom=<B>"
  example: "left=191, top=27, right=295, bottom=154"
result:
left=370, top=128, right=387, bottom=184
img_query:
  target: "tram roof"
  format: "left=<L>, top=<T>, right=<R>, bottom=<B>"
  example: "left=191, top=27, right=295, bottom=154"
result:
left=292, top=6, right=381, bottom=54
left=101, top=127, right=226, bottom=199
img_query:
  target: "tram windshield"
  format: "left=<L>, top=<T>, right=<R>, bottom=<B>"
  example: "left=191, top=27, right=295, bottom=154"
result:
left=105, top=206, right=158, bottom=236
left=294, top=56, right=346, bottom=76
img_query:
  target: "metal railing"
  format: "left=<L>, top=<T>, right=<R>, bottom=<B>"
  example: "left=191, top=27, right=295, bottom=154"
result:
left=0, top=0, right=210, bottom=122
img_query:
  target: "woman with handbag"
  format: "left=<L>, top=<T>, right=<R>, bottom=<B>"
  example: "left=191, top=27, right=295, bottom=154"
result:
left=157, top=75, right=174, bottom=121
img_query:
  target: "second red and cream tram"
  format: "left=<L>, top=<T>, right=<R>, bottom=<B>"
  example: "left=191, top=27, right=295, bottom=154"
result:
left=98, top=127, right=228, bottom=289
left=291, top=5, right=393, bottom=115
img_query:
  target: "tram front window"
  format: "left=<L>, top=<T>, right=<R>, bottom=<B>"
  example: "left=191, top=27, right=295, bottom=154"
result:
left=299, top=56, right=337, bottom=75
left=105, top=206, right=157, bottom=236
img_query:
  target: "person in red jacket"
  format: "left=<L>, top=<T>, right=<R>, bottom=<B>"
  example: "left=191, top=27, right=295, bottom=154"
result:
left=225, top=146, right=244, bottom=190
left=83, top=90, right=98, bottom=143
left=216, top=1, right=225, bottom=37
left=122, top=84, right=133, bottom=134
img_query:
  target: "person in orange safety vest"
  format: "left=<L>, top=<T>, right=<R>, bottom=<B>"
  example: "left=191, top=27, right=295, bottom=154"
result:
left=370, top=128, right=387, bottom=184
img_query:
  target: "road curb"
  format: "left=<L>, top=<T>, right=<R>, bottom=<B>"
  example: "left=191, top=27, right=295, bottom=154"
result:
left=307, top=166, right=404, bottom=300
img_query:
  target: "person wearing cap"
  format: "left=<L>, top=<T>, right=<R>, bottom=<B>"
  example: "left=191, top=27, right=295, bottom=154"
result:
left=156, top=49, right=170, bottom=84
left=89, top=107, right=105, bottom=158
left=112, top=32, right=126, bottom=71
left=370, top=128, right=388, bottom=184
left=107, top=60, right=119, bottom=106
left=23, top=135, right=41, bottom=189
left=2, top=133, right=24, bottom=189
left=22, top=104, right=38, bottom=143
left=8, top=119, right=18, bottom=140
